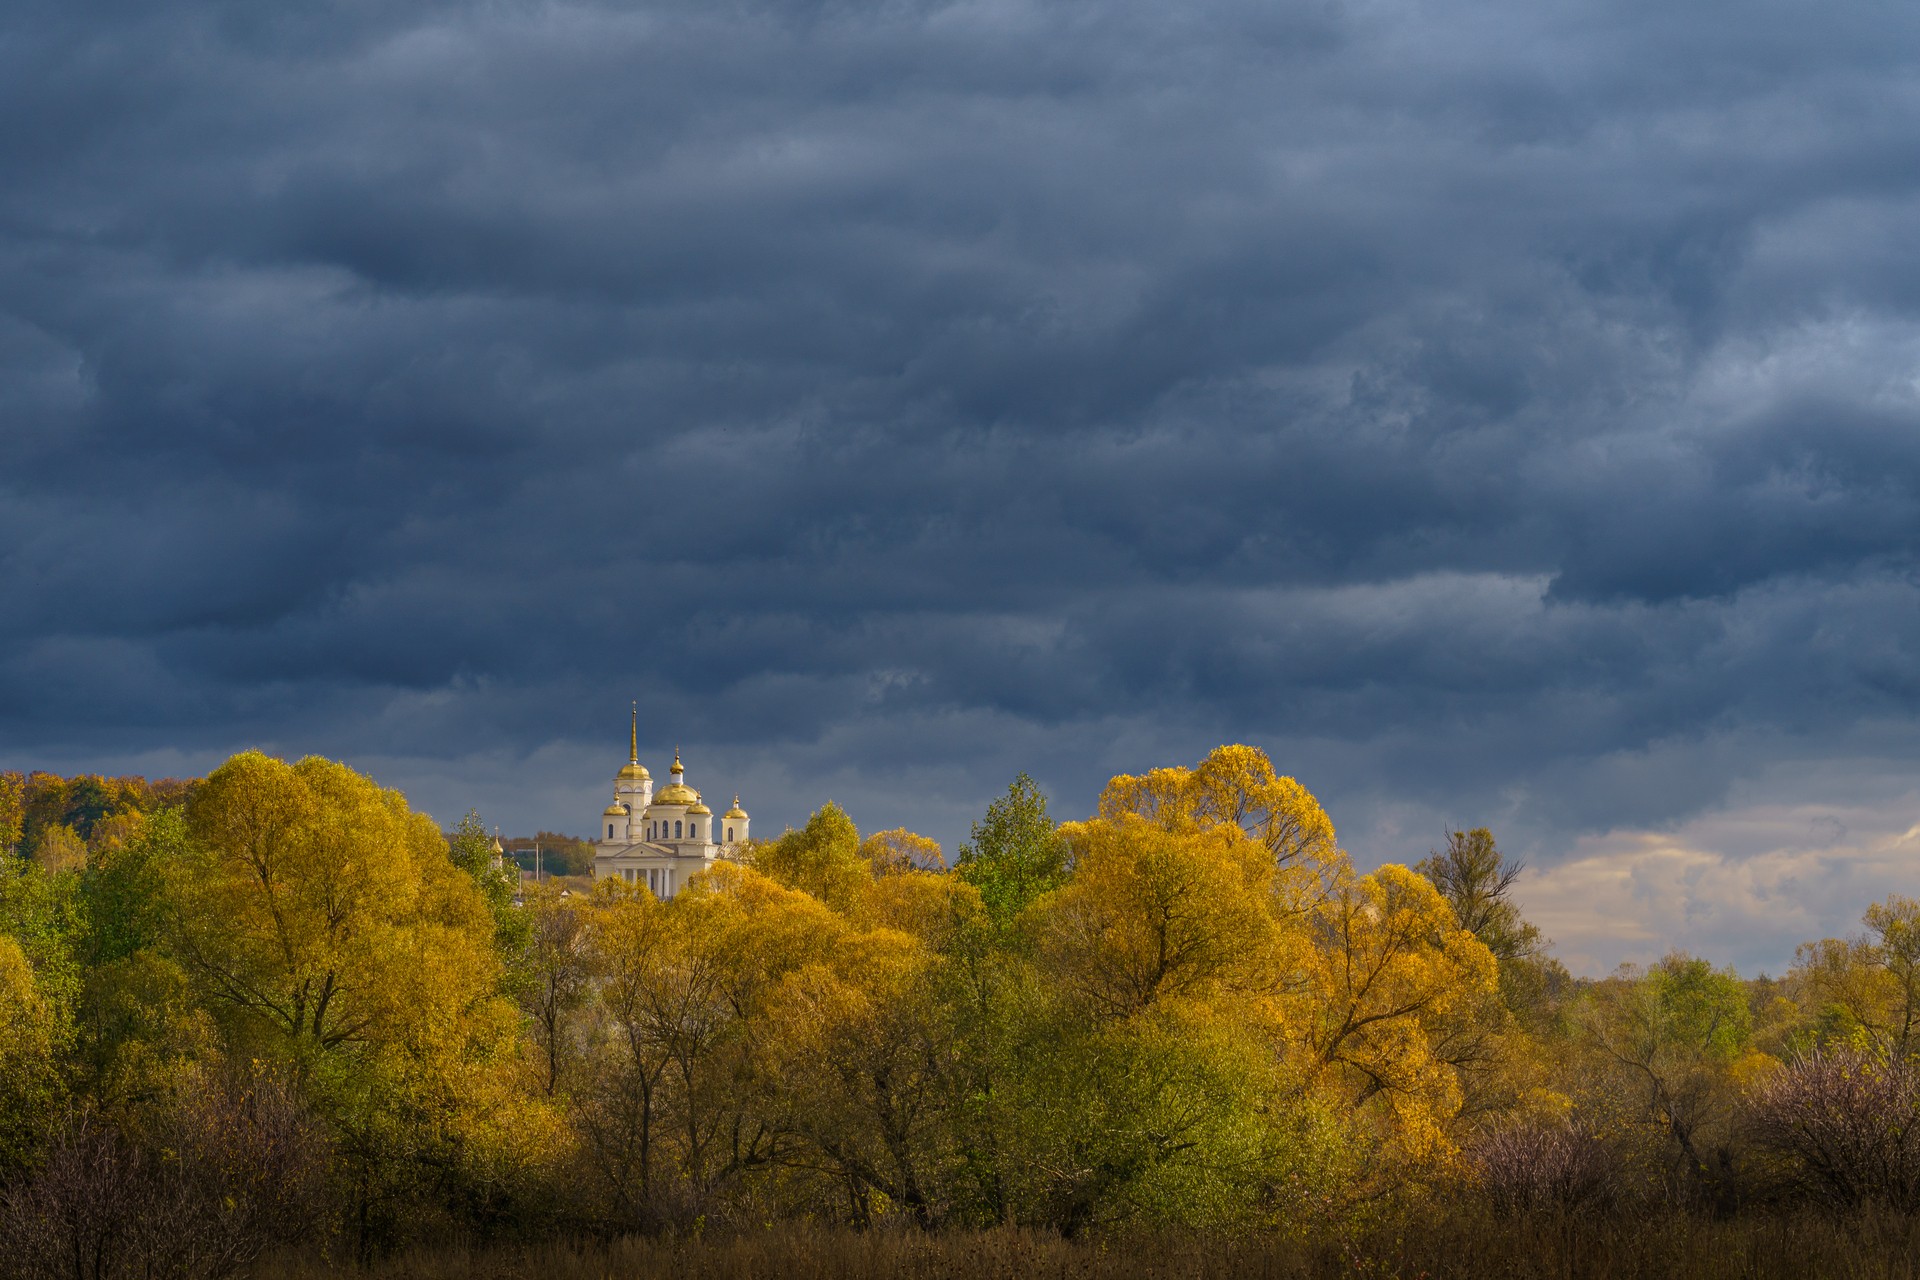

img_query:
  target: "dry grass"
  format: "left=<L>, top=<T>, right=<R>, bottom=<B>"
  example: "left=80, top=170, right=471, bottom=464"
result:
left=250, top=1210, right=1920, bottom=1280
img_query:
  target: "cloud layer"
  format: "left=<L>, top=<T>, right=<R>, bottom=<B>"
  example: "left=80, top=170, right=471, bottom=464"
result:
left=4, top=0, right=1920, bottom=970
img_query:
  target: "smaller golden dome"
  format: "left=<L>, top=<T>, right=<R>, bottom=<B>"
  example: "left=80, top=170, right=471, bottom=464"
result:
left=688, top=802, right=712, bottom=816
left=602, top=801, right=629, bottom=818
left=652, top=783, right=699, bottom=806
left=617, top=761, right=651, bottom=781
left=724, top=796, right=748, bottom=819
left=670, top=748, right=684, bottom=776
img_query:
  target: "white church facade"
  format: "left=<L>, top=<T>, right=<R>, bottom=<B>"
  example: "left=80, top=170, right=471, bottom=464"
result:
left=592, top=709, right=749, bottom=897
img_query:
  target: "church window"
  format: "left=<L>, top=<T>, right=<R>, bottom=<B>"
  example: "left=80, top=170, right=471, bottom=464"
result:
left=608, top=823, right=614, bottom=839
left=727, top=826, right=734, bottom=842
left=674, top=820, right=683, bottom=838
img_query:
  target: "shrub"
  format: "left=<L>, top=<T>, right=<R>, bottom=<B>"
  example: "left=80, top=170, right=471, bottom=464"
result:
left=1747, top=1046, right=1920, bottom=1212
left=1469, top=1117, right=1618, bottom=1214
left=0, top=1074, right=329, bottom=1280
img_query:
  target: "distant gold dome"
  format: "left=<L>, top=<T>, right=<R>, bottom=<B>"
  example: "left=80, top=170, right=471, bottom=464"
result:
left=687, top=802, right=712, bottom=816
left=617, top=761, right=651, bottom=781
left=724, top=796, right=748, bottom=819
left=652, top=783, right=699, bottom=806
left=602, top=801, right=629, bottom=817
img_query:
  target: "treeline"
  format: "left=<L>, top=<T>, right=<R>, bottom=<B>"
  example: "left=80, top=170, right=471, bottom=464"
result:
left=0, top=749, right=1917, bottom=1279
left=496, top=833, right=596, bottom=878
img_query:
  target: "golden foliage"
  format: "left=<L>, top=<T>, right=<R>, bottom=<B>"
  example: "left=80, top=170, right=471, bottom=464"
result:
left=1302, top=863, right=1501, bottom=1163
left=861, top=828, right=946, bottom=875
left=22, top=742, right=1919, bottom=1251
left=1039, top=816, right=1281, bottom=1019
left=1099, top=744, right=1344, bottom=912
left=0, top=936, right=63, bottom=1164
left=179, top=752, right=501, bottom=1054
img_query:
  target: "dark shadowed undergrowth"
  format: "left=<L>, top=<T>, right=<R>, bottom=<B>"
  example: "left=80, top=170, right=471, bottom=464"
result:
left=252, top=1212, right=1920, bottom=1280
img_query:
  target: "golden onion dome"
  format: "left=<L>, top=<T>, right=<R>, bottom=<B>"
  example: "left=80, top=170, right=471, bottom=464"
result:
left=617, top=761, right=651, bottom=781
left=669, top=748, right=684, bottom=776
left=688, top=802, right=712, bottom=816
left=652, top=783, right=699, bottom=806
left=724, top=796, right=748, bottom=819
left=602, top=801, right=629, bottom=817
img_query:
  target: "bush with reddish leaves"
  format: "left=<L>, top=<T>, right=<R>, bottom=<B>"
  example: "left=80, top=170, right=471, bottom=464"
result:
left=1747, top=1047, right=1920, bottom=1213
left=1469, top=1118, right=1619, bottom=1214
left=0, top=1075, right=329, bottom=1280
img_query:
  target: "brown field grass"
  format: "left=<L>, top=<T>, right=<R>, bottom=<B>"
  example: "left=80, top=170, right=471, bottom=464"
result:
left=252, top=1211, right=1920, bottom=1280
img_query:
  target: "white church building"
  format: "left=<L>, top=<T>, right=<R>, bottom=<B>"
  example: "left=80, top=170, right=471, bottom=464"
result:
left=592, top=709, right=749, bottom=897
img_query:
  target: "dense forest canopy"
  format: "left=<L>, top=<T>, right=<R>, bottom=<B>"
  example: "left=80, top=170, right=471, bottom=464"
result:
left=0, top=750, right=1917, bottom=1277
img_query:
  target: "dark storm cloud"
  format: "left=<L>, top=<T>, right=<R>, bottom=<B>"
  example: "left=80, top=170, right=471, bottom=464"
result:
left=7, top=0, right=1920, bottom=957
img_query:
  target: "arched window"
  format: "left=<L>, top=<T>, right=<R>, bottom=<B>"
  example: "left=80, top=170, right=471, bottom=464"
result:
left=608, top=823, right=614, bottom=839
left=674, top=820, right=683, bottom=838
left=726, top=826, right=734, bottom=842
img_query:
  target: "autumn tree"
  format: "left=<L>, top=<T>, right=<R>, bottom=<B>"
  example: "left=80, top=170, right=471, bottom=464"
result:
left=1415, top=827, right=1568, bottom=1124
left=860, top=828, right=945, bottom=876
left=71, top=808, right=215, bottom=1106
left=1038, top=816, right=1279, bottom=1021
left=1303, top=863, right=1502, bottom=1165
left=0, top=935, right=64, bottom=1170
left=1793, top=896, right=1920, bottom=1059
left=763, top=926, right=957, bottom=1226
left=0, top=771, right=25, bottom=859
left=752, top=802, right=872, bottom=914
left=522, top=885, right=592, bottom=1096
left=175, top=753, right=503, bottom=1054
left=575, top=883, right=678, bottom=1223
left=577, top=864, right=841, bottom=1225
left=31, top=823, right=86, bottom=875
left=1010, top=810, right=1361, bottom=1229
left=1865, top=897, right=1920, bottom=1056
left=1099, top=745, right=1341, bottom=913
left=1087, top=747, right=1504, bottom=1183
left=172, top=752, right=542, bottom=1257
left=1577, top=954, right=1766, bottom=1205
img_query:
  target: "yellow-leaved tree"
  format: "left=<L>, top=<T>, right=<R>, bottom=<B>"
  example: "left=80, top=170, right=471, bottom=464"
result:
left=1015, top=812, right=1342, bottom=1231
left=0, top=935, right=63, bottom=1169
left=1792, top=895, right=1920, bottom=1057
left=1099, top=744, right=1342, bottom=912
left=174, top=752, right=555, bottom=1257
left=749, top=802, right=873, bottom=915
left=1039, top=815, right=1282, bottom=1020
left=1094, top=745, right=1502, bottom=1191
left=1303, top=863, right=1501, bottom=1166
left=762, top=924, right=956, bottom=1226
left=860, top=828, right=945, bottom=876
left=576, top=862, right=847, bottom=1226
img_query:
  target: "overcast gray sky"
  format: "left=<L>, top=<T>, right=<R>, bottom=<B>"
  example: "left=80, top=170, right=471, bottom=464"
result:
left=5, top=0, right=1920, bottom=973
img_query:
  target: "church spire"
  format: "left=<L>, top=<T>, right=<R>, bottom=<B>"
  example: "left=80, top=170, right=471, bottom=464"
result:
left=616, top=704, right=651, bottom=784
